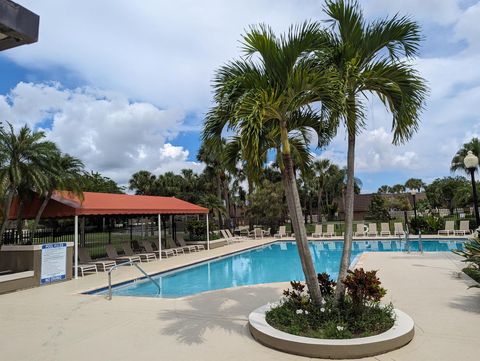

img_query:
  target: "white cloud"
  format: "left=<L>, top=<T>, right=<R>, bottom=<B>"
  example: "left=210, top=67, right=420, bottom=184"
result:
left=454, top=2, right=480, bottom=52
left=1, top=82, right=203, bottom=185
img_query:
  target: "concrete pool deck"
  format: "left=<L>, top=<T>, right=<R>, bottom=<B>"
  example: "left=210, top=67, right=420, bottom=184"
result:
left=0, top=238, right=478, bottom=361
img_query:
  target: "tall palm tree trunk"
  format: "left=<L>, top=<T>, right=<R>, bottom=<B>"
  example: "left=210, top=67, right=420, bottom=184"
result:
left=0, top=190, right=15, bottom=245
left=30, top=191, right=53, bottom=243
left=317, top=188, right=323, bottom=222
left=15, top=200, right=25, bottom=243
left=280, top=125, right=323, bottom=305
left=215, top=173, right=224, bottom=228
left=335, top=131, right=356, bottom=299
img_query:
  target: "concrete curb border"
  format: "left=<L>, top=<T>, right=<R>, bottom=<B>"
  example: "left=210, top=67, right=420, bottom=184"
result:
left=248, top=304, right=415, bottom=359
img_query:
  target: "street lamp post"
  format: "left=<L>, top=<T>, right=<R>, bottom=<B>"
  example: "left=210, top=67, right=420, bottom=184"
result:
left=464, top=151, right=480, bottom=228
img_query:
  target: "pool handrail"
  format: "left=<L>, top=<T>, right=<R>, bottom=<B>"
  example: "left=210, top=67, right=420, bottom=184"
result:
left=107, top=260, right=161, bottom=300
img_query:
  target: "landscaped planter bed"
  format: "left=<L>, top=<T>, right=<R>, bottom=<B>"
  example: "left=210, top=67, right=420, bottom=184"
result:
left=249, top=304, right=414, bottom=359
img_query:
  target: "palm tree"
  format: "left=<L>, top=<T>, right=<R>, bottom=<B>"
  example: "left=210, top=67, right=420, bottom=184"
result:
left=0, top=124, right=59, bottom=242
left=203, top=22, right=338, bottom=305
left=129, top=170, right=157, bottom=195
left=404, top=178, right=425, bottom=192
left=451, top=138, right=480, bottom=174
left=322, top=0, right=428, bottom=299
left=391, top=184, right=406, bottom=194
left=30, top=153, right=84, bottom=241
left=313, top=159, right=331, bottom=222
left=377, top=185, right=392, bottom=194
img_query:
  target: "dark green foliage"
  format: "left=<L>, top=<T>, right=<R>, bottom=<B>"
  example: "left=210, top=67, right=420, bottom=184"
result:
left=267, top=270, right=393, bottom=339
left=247, top=180, right=286, bottom=234
left=366, top=193, right=390, bottom=221
left=317, top=272, right=336, bottom=297
left=79, top=171, right=124, bottom=194
left=342, top=269, right=386, bottom=312
left=425, top=176, right=470, bottom=210
left=463, top=267, right=480, bottom=286
left=454, top=238, right=480, bottom=269
left=409, top=215, right=445, bottom=234
left=185, top=220, right=217, bottom=241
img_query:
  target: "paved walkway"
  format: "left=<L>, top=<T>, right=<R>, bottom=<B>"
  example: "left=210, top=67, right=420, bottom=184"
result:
left=0, top=242, right=478, bottom=360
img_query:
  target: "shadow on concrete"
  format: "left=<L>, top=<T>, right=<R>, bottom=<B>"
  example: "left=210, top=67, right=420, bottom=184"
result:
left=158, top=285, right=282, bottom=344
left=448, top=292, right=480, bottom=314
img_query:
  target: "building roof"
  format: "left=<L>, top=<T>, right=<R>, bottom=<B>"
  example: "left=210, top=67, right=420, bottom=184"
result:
left=337, top=192, right=427, bottom=213
left=9, top=191, right=209, bottom=219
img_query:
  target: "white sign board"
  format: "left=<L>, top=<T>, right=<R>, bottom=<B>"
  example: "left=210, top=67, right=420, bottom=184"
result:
left=40, top=243, right=67, bottom=284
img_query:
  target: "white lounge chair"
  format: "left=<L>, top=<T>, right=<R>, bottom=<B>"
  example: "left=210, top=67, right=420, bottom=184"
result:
left=105, top=244, right=141, bottom=264
left=438, top=220, right=455, bottom=235
left=380, top=223, right=391, bottom=236
left=311, top=224, right=323, bottom=237
left=175, top=233, right=199, bottom=252
left=367, top=223, right=378, bottom=237
left=274, top=226, right=288, bottom=238
left=394, top=223, right=405, bottom=236
left=354, top=223, right=366, bottom=237
left=165, top=235, right=187, bottom=255
left=262, top=228, right=271, bottom=237
left=122, top=242, right=156, bottom=262
left=74, top=261, right=97, bottom=277
left=248, top=228, right=263, bottom=239
left=141, top=240, right=175, bottom=258
left=322, top=224, right=335, bottom=237
left=455, top=220, right=471, bottom=235
left=78, top=247, right=116, bottom=272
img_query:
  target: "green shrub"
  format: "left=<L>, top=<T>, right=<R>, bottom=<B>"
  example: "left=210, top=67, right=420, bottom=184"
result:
left=266, top=270, right=394, bottom=339
left=185, top=220, right=218, bottom=241
left=409, top=215, right=445, bottom=234
left=454, top=237, right=480, bottom=268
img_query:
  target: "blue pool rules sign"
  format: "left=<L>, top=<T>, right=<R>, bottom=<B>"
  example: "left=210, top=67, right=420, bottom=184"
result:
left=40, top=243, right=67, bottom=284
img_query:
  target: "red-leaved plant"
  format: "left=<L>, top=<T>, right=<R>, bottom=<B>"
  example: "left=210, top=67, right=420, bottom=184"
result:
left=342, top=268, right=386, bottom=311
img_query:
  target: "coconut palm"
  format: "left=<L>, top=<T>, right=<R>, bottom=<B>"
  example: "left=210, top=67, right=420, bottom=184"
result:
left=405, top=178, right=425, bottom=192
left=451, top=138, right=480, bottom=174
left=29, top=153, right=84, bottom=241
left=0, top=123, right=59, bottom=242
left=321, top=0, right=428, bottom=299
left=203, top=22, right=338, bottom=305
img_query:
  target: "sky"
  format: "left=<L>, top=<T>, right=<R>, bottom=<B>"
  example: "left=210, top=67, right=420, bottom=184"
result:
left=1, top=0, right=480, bottom=193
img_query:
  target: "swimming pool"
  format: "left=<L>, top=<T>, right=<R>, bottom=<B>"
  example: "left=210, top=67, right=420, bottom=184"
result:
left=92, top=239, right=464, bottom=298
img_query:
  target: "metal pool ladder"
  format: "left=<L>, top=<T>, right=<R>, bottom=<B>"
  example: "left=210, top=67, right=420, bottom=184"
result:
left=107, top=261, right=161, bottom=300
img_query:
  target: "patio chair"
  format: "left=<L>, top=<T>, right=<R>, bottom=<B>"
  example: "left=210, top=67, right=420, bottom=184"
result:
left=354, top=223, right=366, bottom=237
left=455, top=220, right=471, bottom=235
left=322, top=224, right=335, bottom=237
left=438, top=220, right=455, bottom=235
left=105, top=244, right=141, bottom=264
left=141, top=240, right=175, bottom=258
left=248, top=227, right=263, bottom=239
left=262, top=228, right=271, bottom=237
left=122, top=242, right=156, bottom=262
left=78, top=247, right=116, bottom=272
left=177, top=232, right=204, bottom=251
left=380, top=223, right=391, bottom=236
left=394, top=223, right=405, bottom=236
left=74, top=262, right=97, bottom=277
left=311, top=224, right=322, bottom=237
left=166, top=235, right=186, bottom=255
left=274, top=225, right=288, bottom=238
left=367, top=223, right=378, bottom=237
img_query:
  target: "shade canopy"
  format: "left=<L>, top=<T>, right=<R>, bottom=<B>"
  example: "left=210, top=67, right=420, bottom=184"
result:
left=9, top=191, right=209, bottom=219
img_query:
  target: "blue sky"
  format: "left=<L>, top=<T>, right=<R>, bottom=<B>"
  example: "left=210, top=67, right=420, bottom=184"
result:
left=1, top=0, right=480, bottom=192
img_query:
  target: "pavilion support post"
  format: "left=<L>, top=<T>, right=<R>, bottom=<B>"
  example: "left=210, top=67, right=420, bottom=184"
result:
left=74, top=215, right=78, bottom=279
left=158, top=214, right=162, bottom=261
left=206, top=213, right=210, bottom=251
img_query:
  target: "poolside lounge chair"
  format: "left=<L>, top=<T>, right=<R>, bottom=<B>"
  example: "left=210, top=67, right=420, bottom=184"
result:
left=274, top=226, right=288, bottom=238
left=75, top=262, right=97, bottom=277
left=438, top=220, right=455, bottom=235
left=166, top=235, right=186, bottom=255
left=311, top=224, right=323, bottom=237
left=78, top=247, right=116, bottom=272
left=322, top=224, right=335, bottom=237
left=105, top=244, right=141, bottom=264
left=455, top=220, right=471, bottom=235
left=354, top=223, right=366, bottom=237
left=141, top=240, right=175, bottom=258
left=177, top=232, right=204, bottom=251
left=367, top=223, right=378, bottom=237
left=225, top=229, right=246, bottom=242
left=248, top=228, right=263, bottom=239
left=380, top=223, right=391, bottom=236
left=394, top=223, right=405, bottom=236
left=122, top=242, right=156, bottom=262
left=262, top=228, right=271, bottom=237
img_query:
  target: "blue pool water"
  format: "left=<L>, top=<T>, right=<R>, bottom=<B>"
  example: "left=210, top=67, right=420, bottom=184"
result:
left=93, top=239, right=464, bottom=298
